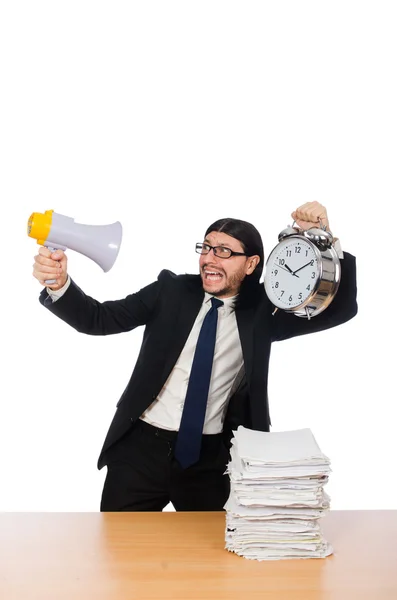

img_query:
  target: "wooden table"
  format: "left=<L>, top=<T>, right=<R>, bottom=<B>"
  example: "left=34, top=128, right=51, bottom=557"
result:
left=1, top=511, right=396, bottom=599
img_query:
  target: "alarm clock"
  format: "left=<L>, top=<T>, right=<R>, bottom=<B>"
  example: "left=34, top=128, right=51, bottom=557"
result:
left=264, top=224, right=341, bottom=319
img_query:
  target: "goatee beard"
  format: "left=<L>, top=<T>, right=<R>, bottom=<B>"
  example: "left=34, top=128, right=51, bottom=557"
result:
left=201, top=272, right=243, bottom=298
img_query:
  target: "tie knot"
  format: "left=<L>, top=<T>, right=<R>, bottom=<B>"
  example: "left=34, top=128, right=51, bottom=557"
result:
left=211, top=297, right=224, bottom=310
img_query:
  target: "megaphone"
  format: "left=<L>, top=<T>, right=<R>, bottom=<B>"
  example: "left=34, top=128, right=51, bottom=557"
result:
left=28, top=210, right=122, bottom=284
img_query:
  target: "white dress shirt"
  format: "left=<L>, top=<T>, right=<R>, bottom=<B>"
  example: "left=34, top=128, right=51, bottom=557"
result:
left=141, top=292, right=243, bottom=433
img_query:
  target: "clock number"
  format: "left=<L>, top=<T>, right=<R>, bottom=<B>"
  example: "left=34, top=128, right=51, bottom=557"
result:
left=274, top=269, right=278, bottom=275
left=275, top=282, right=279, bottom=288
left=310, top=260, right=314, bottom=266
left=311, top=272, right=316, bottom=278
left=298, top=293, right=302, bottom=300
left=295, top=246, right=301, bottom=253
left=286, top=250, right=292, bottom=257
left=279, top=259, right=285, bottom=265
left=281, top=290, right=285, bottom=296
left=289, top=295, right=293, bottom=301
left=306, top=285, right=310, bottom=291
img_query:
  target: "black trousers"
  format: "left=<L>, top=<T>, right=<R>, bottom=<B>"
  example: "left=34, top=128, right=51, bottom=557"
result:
left=100, top=419, right=231, bottom=512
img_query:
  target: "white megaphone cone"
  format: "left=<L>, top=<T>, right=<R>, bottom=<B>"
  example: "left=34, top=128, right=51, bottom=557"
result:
left=28, top=210, right=123, bottom=284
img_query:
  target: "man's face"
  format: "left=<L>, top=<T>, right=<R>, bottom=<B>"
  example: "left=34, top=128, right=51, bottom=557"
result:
left=199, top=231, right=258, bottom=298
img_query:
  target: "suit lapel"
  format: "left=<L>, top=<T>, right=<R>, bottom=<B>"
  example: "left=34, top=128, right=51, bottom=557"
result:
left=236, top=305, right=255, bottom=383
left=161, top=280, right=204, bottom=384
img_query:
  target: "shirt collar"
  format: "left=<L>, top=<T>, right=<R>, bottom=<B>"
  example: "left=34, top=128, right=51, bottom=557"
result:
left=204, top=292, right=237, bottom=315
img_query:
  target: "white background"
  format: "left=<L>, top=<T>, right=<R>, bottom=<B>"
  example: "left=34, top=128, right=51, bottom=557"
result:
left=1, top=1, right=396, bottom=511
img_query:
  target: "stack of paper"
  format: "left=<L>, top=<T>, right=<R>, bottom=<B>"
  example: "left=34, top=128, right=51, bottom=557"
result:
left=225, top=426, right=333, bottom=560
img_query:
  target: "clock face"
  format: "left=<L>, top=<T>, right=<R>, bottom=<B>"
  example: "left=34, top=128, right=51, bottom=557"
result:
left=265, top=237, right=321, bottom=309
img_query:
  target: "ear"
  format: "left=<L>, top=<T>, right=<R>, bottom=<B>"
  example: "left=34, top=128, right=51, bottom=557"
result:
left=245, top=255, right=260, bottom=275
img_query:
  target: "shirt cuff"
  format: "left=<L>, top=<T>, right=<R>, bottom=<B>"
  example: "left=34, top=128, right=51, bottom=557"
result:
left=46, top=276, right=71, bottom=301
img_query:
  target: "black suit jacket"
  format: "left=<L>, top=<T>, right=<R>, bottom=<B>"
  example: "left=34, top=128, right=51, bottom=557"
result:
left=39, top=252, right=357, bottom=469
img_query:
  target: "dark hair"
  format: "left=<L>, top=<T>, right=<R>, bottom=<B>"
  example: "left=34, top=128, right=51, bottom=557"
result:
left=204, top=217, right=264, bottom=307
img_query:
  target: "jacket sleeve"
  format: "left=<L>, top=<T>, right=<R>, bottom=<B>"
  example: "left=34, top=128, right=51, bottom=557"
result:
left=38, top=270, right=171, bottom=335
left=270, top=251, right=358, bottom=342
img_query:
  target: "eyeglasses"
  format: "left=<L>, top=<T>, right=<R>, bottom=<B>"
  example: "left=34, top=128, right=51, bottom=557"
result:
left=195, top=242, right=247, bottom=259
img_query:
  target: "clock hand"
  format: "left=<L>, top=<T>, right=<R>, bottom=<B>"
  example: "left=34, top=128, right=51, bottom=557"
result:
left=292, top=260, right=314, bottom=275
left=277, top=264, right=299, bottom=277
left=284, top=263, right=299, bottom=278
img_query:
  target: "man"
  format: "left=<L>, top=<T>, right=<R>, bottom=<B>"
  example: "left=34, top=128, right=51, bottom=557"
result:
left=32, top=202, right=357, bottom=512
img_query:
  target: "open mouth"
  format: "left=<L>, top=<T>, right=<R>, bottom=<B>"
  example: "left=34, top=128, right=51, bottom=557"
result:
left=203, top=269, right=223, bottom=282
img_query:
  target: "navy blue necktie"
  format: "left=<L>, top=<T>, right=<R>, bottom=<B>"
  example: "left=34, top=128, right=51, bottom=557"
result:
left=174, top=297, right=224, bottom=469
